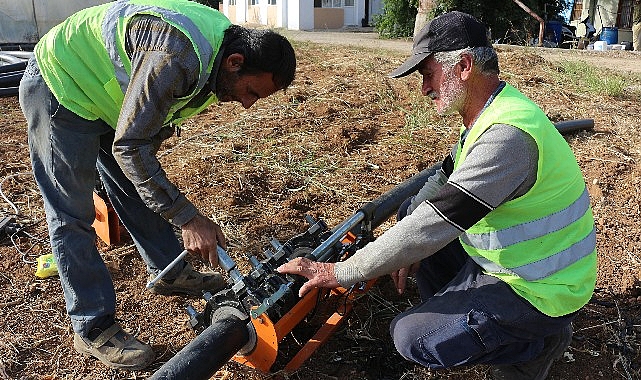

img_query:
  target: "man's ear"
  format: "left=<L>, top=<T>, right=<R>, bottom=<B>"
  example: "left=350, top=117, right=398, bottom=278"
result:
left=223, top=53, right=245, bottom=73
left=458, top=53, right=473, bottom=81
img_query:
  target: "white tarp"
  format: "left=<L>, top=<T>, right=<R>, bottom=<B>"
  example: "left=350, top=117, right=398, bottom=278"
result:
left=0, top=0, right=110, bottom=44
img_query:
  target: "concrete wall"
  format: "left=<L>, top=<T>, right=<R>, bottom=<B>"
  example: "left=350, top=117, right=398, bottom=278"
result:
left=223, top=0, right=347, bottom=30
left=227, top=0, right=248, bottom=24
left=247, top=5, right=261, bottom=23
left=226, top=5, right=237, bottom=23
left=287, top=0, right=314, bottom=30
left=267, top=5, right=278, bottom=27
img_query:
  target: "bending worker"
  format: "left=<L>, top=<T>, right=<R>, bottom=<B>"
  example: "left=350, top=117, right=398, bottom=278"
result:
left=278, top=11, right=596, bottom=380
left=19, top=0, right=295, bottom=371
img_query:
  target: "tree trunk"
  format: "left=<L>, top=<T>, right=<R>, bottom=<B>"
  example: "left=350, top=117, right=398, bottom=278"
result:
left=634, top=1, right=641, bottom=51
left=512, top=0, right=544, bottom=46
left=413, top=0, right=437, bottom=36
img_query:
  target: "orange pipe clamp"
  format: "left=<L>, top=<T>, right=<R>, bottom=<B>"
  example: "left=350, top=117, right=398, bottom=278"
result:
left=234, top=277, right=376, bottom=373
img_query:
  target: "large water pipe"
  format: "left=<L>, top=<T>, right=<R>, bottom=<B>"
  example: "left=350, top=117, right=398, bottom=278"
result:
left=149, top=313, right=250, bottom=380
left=0, top=62, right=27, bottom=74
left=0, top=72, right=24, bottom=87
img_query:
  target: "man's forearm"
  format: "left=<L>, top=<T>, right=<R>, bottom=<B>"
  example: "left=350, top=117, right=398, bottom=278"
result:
left=334, top=203, right=462, bottom=287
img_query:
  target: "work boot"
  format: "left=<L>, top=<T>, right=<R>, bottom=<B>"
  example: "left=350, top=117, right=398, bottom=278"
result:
left=491, top=324, right=572, bottom=380
left=73, top=323, right=155, bottom=370
left=148, top=262, right=226, bottom=296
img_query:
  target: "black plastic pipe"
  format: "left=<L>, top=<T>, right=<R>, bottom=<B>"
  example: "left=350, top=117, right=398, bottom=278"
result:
left=0, top=71, right=24, bottom=87
left=149, top=315, right=249, bottom=380
left=554, top=119, right=594, bottom=135
left=360, top=164, right=440, bottom=230
left=0, top=87, right=18, bottom=97
left=0, top=62, right=27, bottom=74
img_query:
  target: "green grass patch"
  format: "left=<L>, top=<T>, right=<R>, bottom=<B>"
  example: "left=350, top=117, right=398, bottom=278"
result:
left=551, top=60, right=629, bottom=98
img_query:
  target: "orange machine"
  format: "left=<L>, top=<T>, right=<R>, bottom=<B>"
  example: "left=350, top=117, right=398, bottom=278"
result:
left=122, top=121, right=600, bottom=379
left=233, top=229, right=376, bottom=372
left=150, top=166, right=441, bottom=379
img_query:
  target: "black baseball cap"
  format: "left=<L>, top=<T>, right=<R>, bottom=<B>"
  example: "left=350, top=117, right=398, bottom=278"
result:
left=389, top=11, right=491, bottom=78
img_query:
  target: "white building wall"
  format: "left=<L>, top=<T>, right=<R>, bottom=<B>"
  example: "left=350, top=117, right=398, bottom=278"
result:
left=355, top=0, right=365, bottom=26
left=235, top=0, right=248, bottom=24
left=225, top=0, right=363, bottom=30
left=277, top=0, right=287, bottom=28
left=260, top=0, right=268, bottom=24
left=369, top=0, right=383, bottom=24
left=287, top=0, right=313, bottom=30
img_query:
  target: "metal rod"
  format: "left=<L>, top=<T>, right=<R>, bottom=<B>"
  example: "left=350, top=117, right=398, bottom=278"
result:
left=311, top=211, right=365, bottom=262
left=146, top=250, right=188, bottom=289
left=216, top=246, right=236, bottom=272
left=217, top=246, right=244, bottom=283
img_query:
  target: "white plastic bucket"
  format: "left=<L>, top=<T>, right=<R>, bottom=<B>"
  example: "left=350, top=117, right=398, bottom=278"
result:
left=594, top=41, right=608, bottom=51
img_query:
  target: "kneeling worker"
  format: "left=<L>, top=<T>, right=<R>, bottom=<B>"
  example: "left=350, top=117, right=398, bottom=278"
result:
left=278, top=11, right=596, bottom=380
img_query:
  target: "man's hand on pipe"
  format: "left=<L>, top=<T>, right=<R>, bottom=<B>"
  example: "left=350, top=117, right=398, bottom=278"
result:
left=181, top=213, right=226, bottom=267
left=277, top=257, right=339, bottom=297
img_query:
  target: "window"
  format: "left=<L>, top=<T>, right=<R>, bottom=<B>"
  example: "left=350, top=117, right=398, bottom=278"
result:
left=248, top=0, right=258, bottom=5
left=268, top=0, right=276, bottom=5
left=229, top=0, right=236, bottom=5
left=319, top=0, right=353, bottom=7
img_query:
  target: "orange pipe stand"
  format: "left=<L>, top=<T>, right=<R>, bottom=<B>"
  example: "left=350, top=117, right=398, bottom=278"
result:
left=92, top=192, right=120, bottom=245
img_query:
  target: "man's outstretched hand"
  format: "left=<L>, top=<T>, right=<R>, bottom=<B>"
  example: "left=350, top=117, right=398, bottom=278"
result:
left=277, top=257, right=339, bottom=297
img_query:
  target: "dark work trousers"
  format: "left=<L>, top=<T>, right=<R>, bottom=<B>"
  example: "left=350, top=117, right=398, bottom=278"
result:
left=19, top=58, right=186, bottom=337
left=390, top=201, right=575, bottom=369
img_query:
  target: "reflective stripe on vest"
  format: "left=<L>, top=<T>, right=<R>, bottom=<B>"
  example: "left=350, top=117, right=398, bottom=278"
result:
left=469, top=227, right=596, bottom=281
left=102, top=2, right=214, bottom=96
left=462, top=187, right=590, bottom=251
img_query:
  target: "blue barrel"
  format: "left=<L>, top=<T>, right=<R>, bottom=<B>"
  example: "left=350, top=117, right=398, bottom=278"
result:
left=546, top=21, right=563, bottom=44
left=600, top=27, right=618, bottom=45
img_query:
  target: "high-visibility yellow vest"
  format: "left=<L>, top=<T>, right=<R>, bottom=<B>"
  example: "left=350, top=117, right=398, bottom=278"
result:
left=35, top=0, right=231, bottom=128
left=454, top=83, right=597, bottom=317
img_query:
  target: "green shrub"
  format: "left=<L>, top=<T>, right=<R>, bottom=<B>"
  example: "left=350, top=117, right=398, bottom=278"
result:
left=373, top=0, right=417, bottom=39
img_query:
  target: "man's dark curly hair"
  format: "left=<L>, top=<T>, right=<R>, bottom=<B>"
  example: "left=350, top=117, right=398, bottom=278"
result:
left=222, top=25, right=296, bottom=90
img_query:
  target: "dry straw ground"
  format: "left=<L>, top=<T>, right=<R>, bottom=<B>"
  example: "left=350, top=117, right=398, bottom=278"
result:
left=1, top=35, right=640, bottom=380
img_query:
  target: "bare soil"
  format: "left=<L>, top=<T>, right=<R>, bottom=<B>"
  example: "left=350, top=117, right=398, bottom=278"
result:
left=1, top=34, right=640, bottom=380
